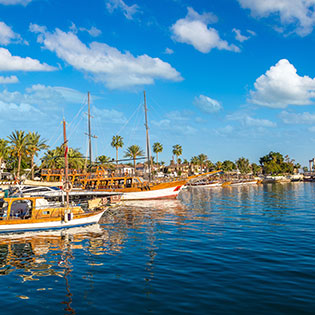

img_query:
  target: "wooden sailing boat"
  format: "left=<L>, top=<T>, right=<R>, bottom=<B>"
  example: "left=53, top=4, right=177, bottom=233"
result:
left=41, top=92, right=220, bottom=200
left=78, top=91, right=220, bottom=200
left=0, top=120, right=107, bottom=233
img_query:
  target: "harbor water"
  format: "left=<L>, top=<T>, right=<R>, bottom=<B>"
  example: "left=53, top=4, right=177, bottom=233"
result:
left=0, top=182, right=314, bottom=314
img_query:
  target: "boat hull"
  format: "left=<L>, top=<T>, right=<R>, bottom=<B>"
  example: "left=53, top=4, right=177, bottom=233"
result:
left=0, top=210, right=105, bottom=233
left=121, top=185, right=183, bottom=200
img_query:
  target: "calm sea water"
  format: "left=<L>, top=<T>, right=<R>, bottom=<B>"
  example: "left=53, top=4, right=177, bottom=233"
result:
left=0, top=183, right=314, bottom=314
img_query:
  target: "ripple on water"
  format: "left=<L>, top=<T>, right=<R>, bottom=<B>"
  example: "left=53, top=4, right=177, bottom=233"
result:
left=0, top=183, right=314, bottom=314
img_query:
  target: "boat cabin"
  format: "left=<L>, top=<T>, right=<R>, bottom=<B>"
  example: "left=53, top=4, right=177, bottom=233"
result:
left=0, top=197, right=84, bottom=222
left=81, top=176, right=145, bottom=190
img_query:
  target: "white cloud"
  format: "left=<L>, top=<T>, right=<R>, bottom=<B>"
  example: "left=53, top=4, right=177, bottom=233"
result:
left=164, top=47, right=174, bottom=55
left=92, top=106, right=127, bottom=124
left=0, top=0, right=31, bottom=5
left=232, top=28, right=256, bottom=42
left=0, top=21, right=22, bottom=45
left=227, top=113, right=276, bottom=127
left=194, top=94, right=222, bottom=113
left=30, top=25, right=182, bottom=89
left=171, top=7, right=239, bottom=53
left=79, top=26, right=102, bottom=37
left=106, top=0, right=139, bottom=20
left=280, top=111, right=315, bottom=124
left=250, top=59, right=315, bottom=108
left=0, top=75, right=18, bottom=83
left=70, top=23, right=102, bottom=37
left=0, top=47, right=56, bottom=71
left=0, top=100, right=42, bottom=121
left=0, top=85, right=85, bottom=108
left=238, top=0, right=315, bottom=36
left=308, top=126, right=315, bottom=132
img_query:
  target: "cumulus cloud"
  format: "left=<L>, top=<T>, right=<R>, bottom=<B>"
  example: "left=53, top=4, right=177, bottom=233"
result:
left=194, top=95, right=222, bottom=113
left=238, top=0, right=315, bottom=36
left=227, top=112, right=276, bottom=127
left=30, top=25, right=182, bottom=89
left=0, top=0, right=32, bottom=5
left=106, top=0, right=139, bottom=20
left=171, top=7, right=239, bottom=53
left=0, top=85, right=85, bottom=108
left=0, top=100, right=42, bottom=121
left=249, top=59, right=315, bottom=108
left=0, top=21, right=23, bottom=45
left=0, top=47, right=56, bottom=71
left=0, top=75, right=18, bottom=83
left=232, top=28, right=255, bottom=42
left=280, top=111, right=315, bottom=124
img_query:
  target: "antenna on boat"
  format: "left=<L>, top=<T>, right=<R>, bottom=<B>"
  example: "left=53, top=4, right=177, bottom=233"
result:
left=144, top=91, right=152, bottom=181
left=85, top=91, right=97, bottom=169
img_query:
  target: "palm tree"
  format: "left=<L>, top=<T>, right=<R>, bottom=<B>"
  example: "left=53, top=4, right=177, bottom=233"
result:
left=153, top=142, right=163, bottom=164
left=42, top=149, right=59, bottom=169
left=28, top=132, right=48, bottom=179
left=68, top=148, right=85, bottom=169
left=172, top=144, right=182, bottom=169
left=197, top=154, right=208, bottom=172
left=8, top=130, right=30, bottom=179
left=124, top=145, right=144, bottom=174
left=190, top=156, right=199, bottom=173
left=0, top=139, right=9, bottom=177
left=111, top=135, right=124, bottom=165
left=236, top=157, right=251, bottom=174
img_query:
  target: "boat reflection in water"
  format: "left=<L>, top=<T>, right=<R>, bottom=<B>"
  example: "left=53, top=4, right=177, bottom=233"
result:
left=0, top=223, right=128, bottom=314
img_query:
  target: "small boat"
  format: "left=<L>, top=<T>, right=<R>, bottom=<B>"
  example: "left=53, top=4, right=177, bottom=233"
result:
left=0, top=196, right=106, bottom=233
left=230, top=180, right=258, bottom=186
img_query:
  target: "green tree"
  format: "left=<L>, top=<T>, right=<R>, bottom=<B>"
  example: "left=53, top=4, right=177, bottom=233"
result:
left=251, top=163, right=261, bottom=176
left=190, top=156, right=199, bottom=173
left=111, top=135, right=124, bottom=164
left=222, top=160, right=236, bottom=172
left=8, top=130, right=30, bottom=179
left=172, top=144, right=182, bottom=168
left=97, top=155, right=113, bottom=167
left=152, top=142, right=163, bottom=164
left=28, top=132, right=48, bottom=179
left=259, top=151, right=296, bottom=175
left=198, top=154, right=208, bottom=172
left=236, top=157, right=251, bottom=174
left=124, top=145, right=144, bottom=173
left=215, top=161, right=223, bottom=170
left=0, top=139, right=9, bottom=174
left=303, top=166, right=308, bottom=173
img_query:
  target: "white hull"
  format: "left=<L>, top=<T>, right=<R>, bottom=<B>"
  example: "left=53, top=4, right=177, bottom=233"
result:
left=230, top=181, right=257, bottom=186
left=121, top=186, right=182, bottom=200
left=0, top=210, right=105, bottom=233
left=189, top=183, right=221, bottom=188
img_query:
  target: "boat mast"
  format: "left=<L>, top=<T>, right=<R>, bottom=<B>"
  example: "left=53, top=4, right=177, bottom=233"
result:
left=63, top=119, right=70, bottom=207
left=86, top=91, right=97, bottom=169
left=144, top=91, right=152, bottom=181
left=88, top=92, right=92, bottom=168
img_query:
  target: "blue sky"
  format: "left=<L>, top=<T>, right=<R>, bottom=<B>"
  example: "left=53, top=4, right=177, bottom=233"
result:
left=1, top=0, right=315, bottom=166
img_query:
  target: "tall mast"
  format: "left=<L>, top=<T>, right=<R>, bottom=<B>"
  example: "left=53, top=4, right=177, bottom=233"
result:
left=86, top=92, right=97, bottom=169
left=88, top=91, right=92, bottom=168
left=144, top=91, right=152, bottom=180
left=63, top=119, right=70, bottom=207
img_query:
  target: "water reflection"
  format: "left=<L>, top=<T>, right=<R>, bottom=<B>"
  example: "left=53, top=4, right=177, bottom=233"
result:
left=0, top=185, right=314, bottom=314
